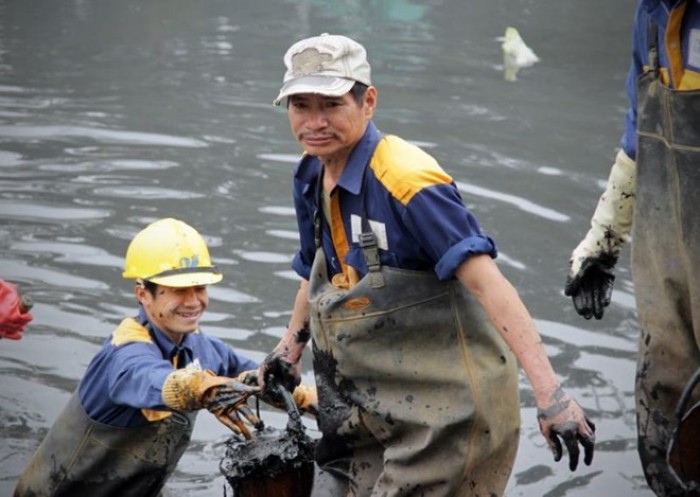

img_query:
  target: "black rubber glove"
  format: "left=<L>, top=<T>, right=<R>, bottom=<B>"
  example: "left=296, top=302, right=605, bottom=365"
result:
left=564, top=253, right=617, bottom=320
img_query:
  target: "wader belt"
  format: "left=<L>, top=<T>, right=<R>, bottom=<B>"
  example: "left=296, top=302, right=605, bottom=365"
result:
left=632, top=17, right=700, bottom=497
left=14, top=389, right=196, bottom=497
left=308, top=166, right=520, bottom=496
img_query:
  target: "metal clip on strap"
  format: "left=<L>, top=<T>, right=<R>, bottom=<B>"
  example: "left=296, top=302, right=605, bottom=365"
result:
left=358, top=232, right=385, bottom=288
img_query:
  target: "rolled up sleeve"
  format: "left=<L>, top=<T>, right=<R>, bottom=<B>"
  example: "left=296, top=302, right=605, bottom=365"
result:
left=435, top=235, right=497, bottom=280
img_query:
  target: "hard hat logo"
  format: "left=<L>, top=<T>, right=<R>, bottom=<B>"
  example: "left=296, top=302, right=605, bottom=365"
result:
left=180, top=255, right=200, bottom=269
left=122, top=218, right=224, bottom=288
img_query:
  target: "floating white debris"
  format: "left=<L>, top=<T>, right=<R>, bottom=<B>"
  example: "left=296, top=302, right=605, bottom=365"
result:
left=502, top=26, right=540, bottom=82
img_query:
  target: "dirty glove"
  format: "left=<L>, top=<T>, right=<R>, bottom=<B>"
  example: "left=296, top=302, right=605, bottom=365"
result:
left=237, top=369, right=318, bottom=417
left=565, top=149, right=636, bottom=320
left=565, top=253, right=617, bottom=320
left=536, top=388, right=596, bottom=471
left=0, top=280, right=34, bottom=340
left=162, top=369, right=263, bottom=439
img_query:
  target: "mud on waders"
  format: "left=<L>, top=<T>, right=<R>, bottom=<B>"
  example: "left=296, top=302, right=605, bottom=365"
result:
left=220, top=385, right=316, bottom=497
left=633, top=18, right=700, bottom=496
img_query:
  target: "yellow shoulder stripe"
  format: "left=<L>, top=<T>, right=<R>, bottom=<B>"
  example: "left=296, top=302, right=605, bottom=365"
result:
left=665, top=2, right=686, bottom=89
left=679, top=69, right=700, bottom=91
left=370, top=135, right=452, bottom=206
left=111, top=318, right=153, bottom=346
left=141, top=408, right=172, bottom=422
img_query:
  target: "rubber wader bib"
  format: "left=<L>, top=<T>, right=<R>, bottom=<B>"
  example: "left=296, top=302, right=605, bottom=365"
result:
left=14, top=389, right=196, bottom=497
left=307, top=245, right=520, bottom=497
left=632, top=24, right=700, bottom=497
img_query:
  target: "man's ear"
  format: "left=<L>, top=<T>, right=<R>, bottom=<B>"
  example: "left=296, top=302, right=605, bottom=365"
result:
left=134, top=284, right=147, bottom=306
left=364, top=86, right=377, bottom=118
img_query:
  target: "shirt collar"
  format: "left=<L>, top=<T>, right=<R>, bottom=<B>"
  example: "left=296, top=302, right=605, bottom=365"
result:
left=336, top=121, right=381, bottom=195
left=645, top=0, right=684, bottom=15
left=136, top=305, right=192, bottom=360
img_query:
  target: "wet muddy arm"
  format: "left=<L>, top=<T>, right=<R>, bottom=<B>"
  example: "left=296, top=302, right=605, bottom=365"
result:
left=456, top=254, right=595, bottom=469
left=276, top=279, right=311, bottom=364
left=258, top=280, right=311, bottom=391
left=455, top=255, right=560, bottom=402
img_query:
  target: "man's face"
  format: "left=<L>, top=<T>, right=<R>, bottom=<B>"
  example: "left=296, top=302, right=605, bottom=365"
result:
left=136, top=284, right=208, bottom=343
left=287, top=87, right=376, bottom=165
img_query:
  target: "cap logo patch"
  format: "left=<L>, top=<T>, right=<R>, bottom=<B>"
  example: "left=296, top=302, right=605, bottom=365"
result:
left=291, top=48, right=332, bottom=76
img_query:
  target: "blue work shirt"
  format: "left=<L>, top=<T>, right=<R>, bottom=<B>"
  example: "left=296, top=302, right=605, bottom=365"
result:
left=621, top=0, right=700, bottom=158
left=78, top=306, right=257, bottom=427
left=291, top=121, right=497, bottom=283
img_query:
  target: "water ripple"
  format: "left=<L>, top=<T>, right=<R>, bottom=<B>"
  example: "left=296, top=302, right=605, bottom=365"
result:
left=0, top=126, right=208, bottom=148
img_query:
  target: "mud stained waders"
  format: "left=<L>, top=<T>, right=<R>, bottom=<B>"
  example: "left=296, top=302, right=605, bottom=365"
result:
left=632, top=20, right=700, bottom=497
left=14, top=389, right=196, bottom=497
left=307, top=237, right=520, bottom=497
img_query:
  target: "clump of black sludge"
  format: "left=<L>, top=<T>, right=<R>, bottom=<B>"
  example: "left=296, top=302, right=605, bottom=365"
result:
left=220, top=386, right=317, bottom=497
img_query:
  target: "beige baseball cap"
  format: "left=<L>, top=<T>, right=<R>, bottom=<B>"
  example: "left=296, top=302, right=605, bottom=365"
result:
left=273, top=33, right=372, bottom=106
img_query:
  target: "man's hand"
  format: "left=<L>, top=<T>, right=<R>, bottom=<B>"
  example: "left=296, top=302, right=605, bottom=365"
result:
left=204, top=381, right=263, bottom=439
left=258, top=351, right=302, bottom=394
left=536, top=388, right=596, bottom=471
left=237, top=369, right=318, bottom=416
left=564, top=253, right=617, bottom=320
left=565, top=149, right=636, bottom=321
left=161, top=369, right=262, bottom=438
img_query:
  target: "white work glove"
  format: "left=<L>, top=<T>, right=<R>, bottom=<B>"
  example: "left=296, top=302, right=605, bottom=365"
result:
left=565, top=149, right=636, bottom=319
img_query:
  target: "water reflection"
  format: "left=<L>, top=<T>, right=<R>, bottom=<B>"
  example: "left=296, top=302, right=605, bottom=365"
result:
left=0, top=0, right=648, bottom=495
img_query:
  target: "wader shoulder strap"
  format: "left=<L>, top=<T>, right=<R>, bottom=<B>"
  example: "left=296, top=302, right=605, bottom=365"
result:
left=313, top=167, right=324, bottom=249
left=648, top=18, right=659, bottom=78
left=312, top=133, right=386, bottom=288
left=357, top=230, right=385, bottom=288
left=358, top=150, right=385, bottom=289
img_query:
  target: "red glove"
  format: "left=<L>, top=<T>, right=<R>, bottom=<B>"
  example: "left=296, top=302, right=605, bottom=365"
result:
left=0, top=280, right=33, bottom=340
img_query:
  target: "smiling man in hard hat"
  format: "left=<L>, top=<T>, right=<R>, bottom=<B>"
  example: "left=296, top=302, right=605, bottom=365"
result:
left=14, top=218, right=262, bottom=497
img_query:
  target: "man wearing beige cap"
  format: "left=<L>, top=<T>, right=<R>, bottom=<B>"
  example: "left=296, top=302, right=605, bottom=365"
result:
left=260, top=33, right=596, bottom=496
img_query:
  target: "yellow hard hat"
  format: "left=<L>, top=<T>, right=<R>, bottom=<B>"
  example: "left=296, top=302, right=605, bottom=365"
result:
left=122, top=218, right=223, bottom=287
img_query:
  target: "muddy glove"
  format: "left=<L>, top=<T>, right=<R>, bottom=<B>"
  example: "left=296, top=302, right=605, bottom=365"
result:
left=237, top=369, right=318, bottom=416
left=536, top=388, right=596, bottom=471
left=162, top=369, right=263, bottom=439
left=565, top=149, right=635, bottom=320
left=0, top=280, right=33, bottom=340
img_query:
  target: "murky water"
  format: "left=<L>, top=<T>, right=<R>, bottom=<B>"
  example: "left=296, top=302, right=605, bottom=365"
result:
left=0, top=0, right=651, bottom=496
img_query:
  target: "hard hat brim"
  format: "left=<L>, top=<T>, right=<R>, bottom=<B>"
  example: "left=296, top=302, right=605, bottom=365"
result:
left=147, top=271, right=223, bottom=288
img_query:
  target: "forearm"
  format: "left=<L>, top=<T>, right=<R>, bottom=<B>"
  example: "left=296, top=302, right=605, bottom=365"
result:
left=456, top=256, right=561, bottom=404
left=274, top=279, right=311, bottom=363
left=457, top=255, right=596, bottom=470
left=484, top=282, right=560, bottom=403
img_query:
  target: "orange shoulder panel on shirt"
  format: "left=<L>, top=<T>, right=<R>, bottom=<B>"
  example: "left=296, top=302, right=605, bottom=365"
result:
left=111, top=317, right=152, bottom=346
left=110, top=318, right=175, bottom=421
left=664, top=2, right=687, bottom=89
left=370, top=135, right=453, bottom=206
left=679, top=69, right=700, bottom=90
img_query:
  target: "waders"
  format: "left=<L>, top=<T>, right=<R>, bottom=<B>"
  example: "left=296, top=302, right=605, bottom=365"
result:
left=632, top=20, right=700, bottom=497
left=307, top=242, right=520, bottom=496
